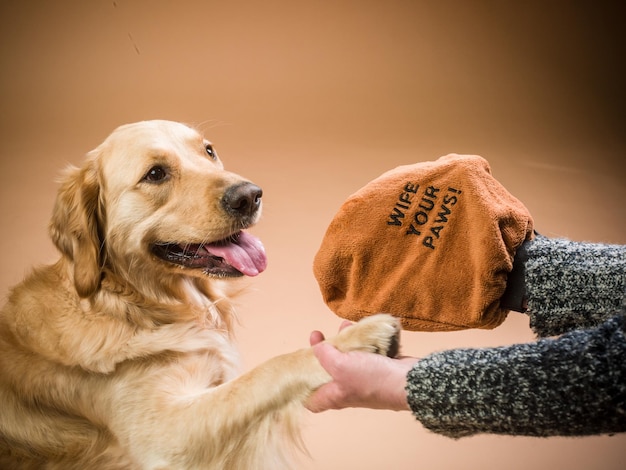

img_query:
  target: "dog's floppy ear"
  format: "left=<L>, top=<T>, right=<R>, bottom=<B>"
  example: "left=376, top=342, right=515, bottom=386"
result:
left=49, top=158, right=104, bottom=297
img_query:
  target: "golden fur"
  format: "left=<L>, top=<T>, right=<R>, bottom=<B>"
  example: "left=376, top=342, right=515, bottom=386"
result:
left=0, top=120, right=400, bottom=469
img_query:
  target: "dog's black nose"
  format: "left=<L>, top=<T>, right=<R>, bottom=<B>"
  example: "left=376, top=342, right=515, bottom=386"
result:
left=222, top=182, right=263, bottom=217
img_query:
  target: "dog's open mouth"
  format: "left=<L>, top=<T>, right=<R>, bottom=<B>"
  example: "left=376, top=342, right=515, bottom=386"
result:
left=151, top=231, right=267, bottom=277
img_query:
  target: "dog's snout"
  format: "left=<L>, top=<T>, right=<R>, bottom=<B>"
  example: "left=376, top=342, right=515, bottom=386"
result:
left=222, top=182, right=263, bottom=218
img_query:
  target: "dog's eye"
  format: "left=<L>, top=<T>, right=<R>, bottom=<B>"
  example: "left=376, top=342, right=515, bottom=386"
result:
left=205, top=144, right=217, bottom=160
left=143, top=165, right=169, bottom=183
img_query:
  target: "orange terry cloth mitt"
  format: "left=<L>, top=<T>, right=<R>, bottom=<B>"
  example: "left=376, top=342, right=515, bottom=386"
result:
left=313, top=154, right=534, bottom=331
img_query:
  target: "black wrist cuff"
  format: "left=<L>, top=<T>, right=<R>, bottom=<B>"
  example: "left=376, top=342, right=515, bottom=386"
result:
left=500, top=238, right=531, bottom=313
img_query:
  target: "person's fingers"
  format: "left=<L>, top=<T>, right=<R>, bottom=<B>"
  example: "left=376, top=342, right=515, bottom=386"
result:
left=338, top=320, right=353, bottom=332
left=305, top=382, right=338, bottom=413
left=306, top=351, right=348, bottom=413
left=307, top=343, right=346, bottom=412
left=309, top=330, right=326, bottom=346
left=310, top=320, right=355, bottom=346
left=312, top=341, right=345, bottom=372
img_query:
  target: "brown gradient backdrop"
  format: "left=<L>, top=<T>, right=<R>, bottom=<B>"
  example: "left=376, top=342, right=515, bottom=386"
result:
left=1, top=1, right=625, bottom=469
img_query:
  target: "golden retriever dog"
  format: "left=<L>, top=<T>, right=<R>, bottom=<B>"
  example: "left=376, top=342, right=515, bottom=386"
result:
left=0, top=120, right=400, bottom=470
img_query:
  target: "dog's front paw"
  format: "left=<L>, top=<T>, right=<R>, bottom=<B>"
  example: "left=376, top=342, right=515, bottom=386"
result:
left=328, top=314, right=401, bottom=358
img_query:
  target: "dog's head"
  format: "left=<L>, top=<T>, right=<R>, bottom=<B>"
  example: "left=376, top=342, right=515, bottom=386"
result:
left=50, top=120, right=267, bottom=298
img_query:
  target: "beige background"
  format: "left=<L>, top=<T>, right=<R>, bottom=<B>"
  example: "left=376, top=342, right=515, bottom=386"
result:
left=1, top=1, right=625, bottom=469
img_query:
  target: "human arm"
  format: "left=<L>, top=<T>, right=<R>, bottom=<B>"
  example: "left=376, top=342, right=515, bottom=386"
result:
left=523, top=235, right=626, bottom=336
left=407, top=236, right=626, bottom=438
left=406, top=312, right=626, bottom=437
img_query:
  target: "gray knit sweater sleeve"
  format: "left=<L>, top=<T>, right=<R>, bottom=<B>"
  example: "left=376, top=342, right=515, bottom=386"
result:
left=525, top=236, right=626, bottom=337
left=405, top=237, right=626, bottom=438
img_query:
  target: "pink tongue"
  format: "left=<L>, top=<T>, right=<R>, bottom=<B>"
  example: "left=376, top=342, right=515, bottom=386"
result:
left=204, top=231, right=267, bottom=276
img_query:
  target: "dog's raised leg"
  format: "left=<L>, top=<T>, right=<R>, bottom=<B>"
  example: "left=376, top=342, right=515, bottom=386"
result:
left=114, top=314, right=401, bottom=470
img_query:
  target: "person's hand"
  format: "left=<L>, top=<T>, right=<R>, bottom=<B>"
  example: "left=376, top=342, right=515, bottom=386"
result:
left=306, top=323, right=419, bottom=412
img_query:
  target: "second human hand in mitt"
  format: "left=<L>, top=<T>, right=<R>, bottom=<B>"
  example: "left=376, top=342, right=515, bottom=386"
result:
left=313, top=154, right=534, bottom=332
